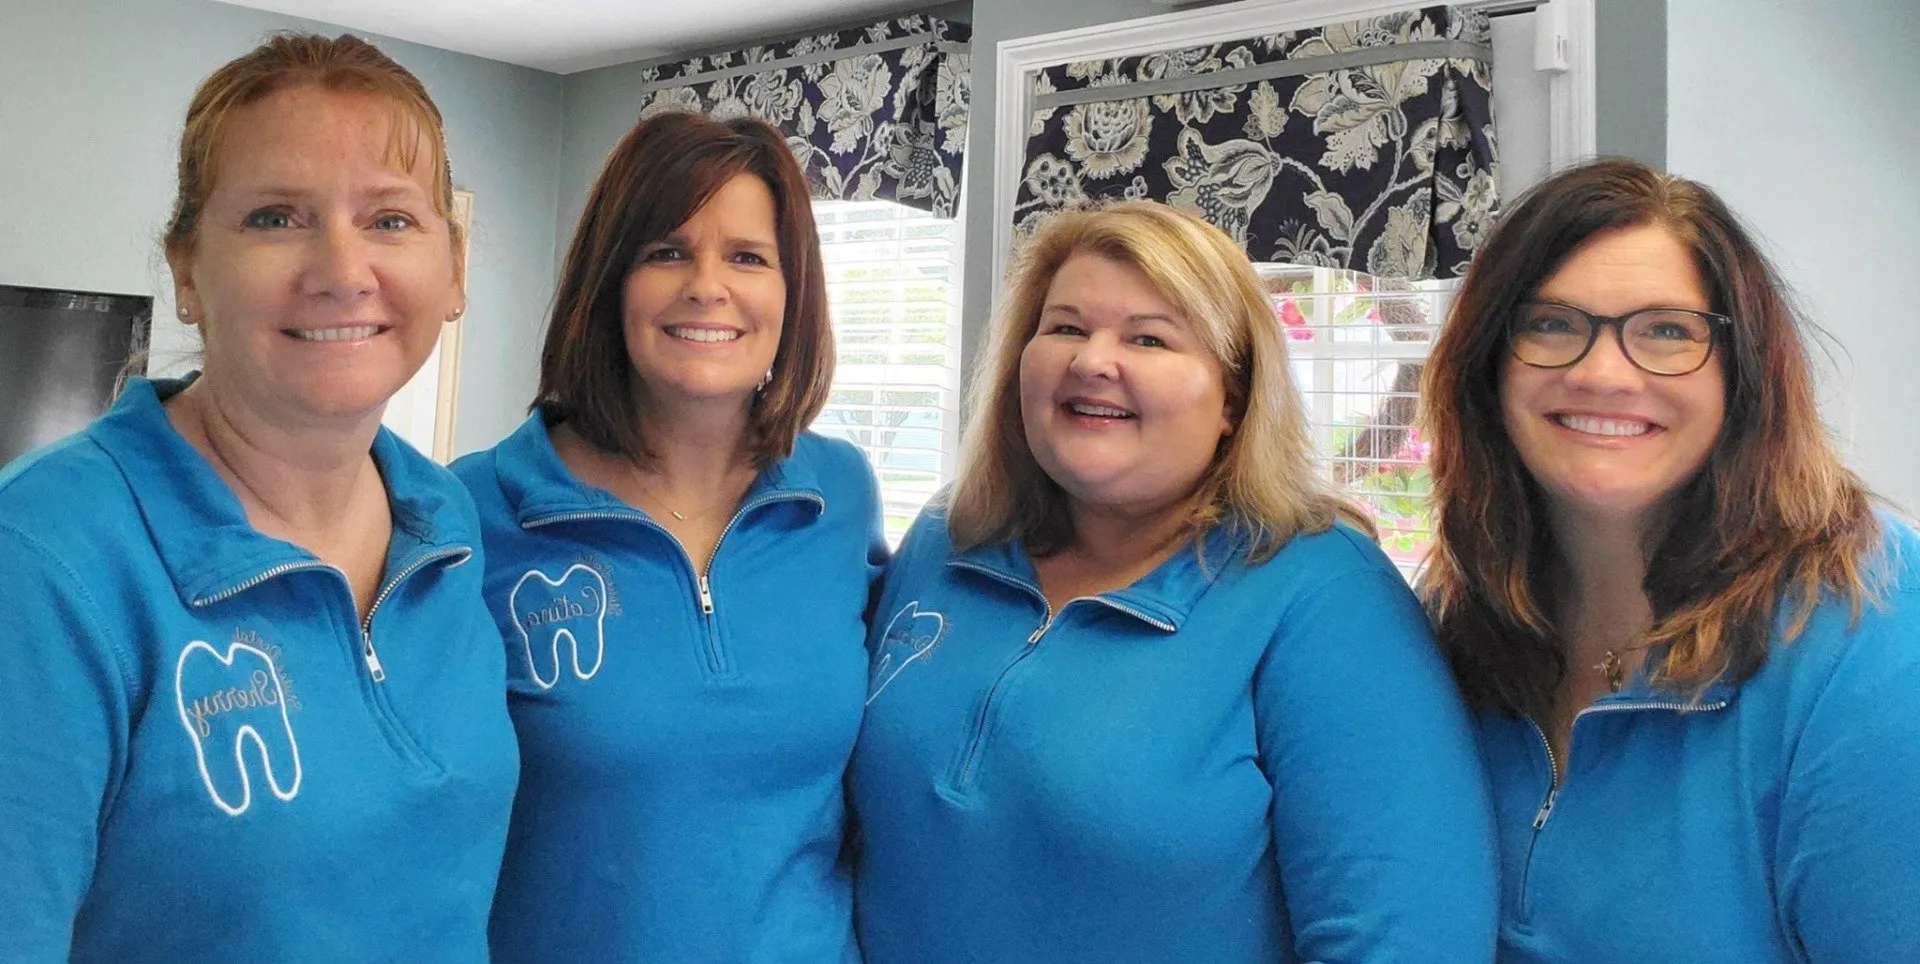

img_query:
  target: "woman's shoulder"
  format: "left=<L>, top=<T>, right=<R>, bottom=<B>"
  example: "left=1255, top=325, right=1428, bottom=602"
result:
left=1752, top=514, right=1920, bottom=704
left=447, top=412, right=551, bottom=498
left=1250, top=519, right=1405, bottom=588
left=789, top=431, right=881, bottom=493
left=445, top=440, right=498, bottom=490
left=0, top=428, right=138, bottom=543
left=1875, top=512, right=1920, bottom=592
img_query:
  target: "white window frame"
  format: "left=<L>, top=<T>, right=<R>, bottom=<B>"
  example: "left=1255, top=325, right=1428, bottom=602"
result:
left=812, top=197, right=968, bottom=544
left=987, top=0, right=1598, bottom=302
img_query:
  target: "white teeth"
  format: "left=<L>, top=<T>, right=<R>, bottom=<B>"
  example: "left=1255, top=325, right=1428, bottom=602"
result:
left=667, top=327, right=741, bottom=343
left=1068, top=403, right=1132, bottom=418
left=290, top=326, right=380, bottom=342
left=1556, top=414, right=1652, bottom=437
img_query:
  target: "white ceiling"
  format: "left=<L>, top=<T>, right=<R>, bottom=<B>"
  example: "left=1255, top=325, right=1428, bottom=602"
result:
left=211, top=0, right=936, bottom=74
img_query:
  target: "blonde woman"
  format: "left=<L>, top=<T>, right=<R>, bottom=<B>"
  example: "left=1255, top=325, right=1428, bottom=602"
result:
left=850, top=201, right=1496, bottom=963
left=1421, top=158, right=1920, bottom=960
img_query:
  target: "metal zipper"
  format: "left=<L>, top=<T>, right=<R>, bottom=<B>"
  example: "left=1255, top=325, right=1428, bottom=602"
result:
left=1089, top=597, right=1177, bottom=632
left=1514, top=695, right=1729, bottom=921
left=190, top=548, right=469, bottom=770
left=348, top=545, right=471, bottom=770
left=527, top=492, right=824, bottom=673
left=947, top=559, right=1178, bottom=632
left=358, top=546, right=472, bottom=682
left=1516, top=716, right=1559, bottom=923
left=944, top=563, right=1178, bottom=793
left=953, top=602, right=1052, bottom=792
left=191, top=561, right=333, bottom=608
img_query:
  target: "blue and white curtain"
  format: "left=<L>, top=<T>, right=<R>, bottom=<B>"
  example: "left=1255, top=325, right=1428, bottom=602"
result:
left=1016, top=5, right=1498, bottom=280
left=634, top=15, right=970, bottom=219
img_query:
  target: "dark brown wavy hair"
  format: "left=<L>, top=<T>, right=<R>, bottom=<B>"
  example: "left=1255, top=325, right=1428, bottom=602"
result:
left=535, top=110, right=833, bottom=467
left=1420, top=158, right=1883, bottom=720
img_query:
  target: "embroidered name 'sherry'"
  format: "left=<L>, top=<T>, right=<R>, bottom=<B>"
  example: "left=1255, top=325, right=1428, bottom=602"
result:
left=183, top=669, right=282, bottom=737
left=174, top=639, right=304, bottom=817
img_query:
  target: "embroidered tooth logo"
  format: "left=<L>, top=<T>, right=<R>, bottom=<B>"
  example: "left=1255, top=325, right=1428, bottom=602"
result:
left=509, top=564, right=609, bottom=689
left=174, top=640, right=302, bottom=816
left=867, top=601, right=946, bottom=705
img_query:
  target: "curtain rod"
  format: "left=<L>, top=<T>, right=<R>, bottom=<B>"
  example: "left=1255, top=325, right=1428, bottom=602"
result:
left=1464, top=0, right=1545, bottom=15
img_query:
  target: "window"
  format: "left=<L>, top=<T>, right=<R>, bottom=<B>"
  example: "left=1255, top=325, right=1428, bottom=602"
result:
left=1256, top=265, right=1454, bottom=580
left=810, top=199, right=963, bottom=544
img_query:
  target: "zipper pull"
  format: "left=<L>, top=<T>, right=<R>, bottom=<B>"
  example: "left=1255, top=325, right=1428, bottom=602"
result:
left=697, top=575, right=715, bottom=615
left=362, top=630, right=387, bottom=683
left=1531, top=787, right=1559, bottom=830
left=1026, top=620, right=1049, bottom=645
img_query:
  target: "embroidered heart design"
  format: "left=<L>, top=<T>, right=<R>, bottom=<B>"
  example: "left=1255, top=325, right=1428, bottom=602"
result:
left=868, top=601, right=946, bottom=705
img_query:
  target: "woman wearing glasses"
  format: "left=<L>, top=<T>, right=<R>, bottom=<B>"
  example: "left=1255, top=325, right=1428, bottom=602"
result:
left=1420, top=158, right=1920, bottom=961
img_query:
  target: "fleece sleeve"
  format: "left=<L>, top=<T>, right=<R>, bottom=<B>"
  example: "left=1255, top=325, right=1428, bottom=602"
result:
left=1254, top=566, right=1498, bottom=964
left=1777, top=587, right=1920, bottom=961
left=853, top=451, right=891, bottom=608
left=0, top=525, right=134, bottom=960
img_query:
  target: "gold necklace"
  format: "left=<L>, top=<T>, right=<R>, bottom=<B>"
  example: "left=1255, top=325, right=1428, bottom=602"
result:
left=631, top=467, right=751, bottom=525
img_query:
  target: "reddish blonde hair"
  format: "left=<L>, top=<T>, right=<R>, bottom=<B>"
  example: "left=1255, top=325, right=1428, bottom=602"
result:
left=164, top=32, right=458, bottom=265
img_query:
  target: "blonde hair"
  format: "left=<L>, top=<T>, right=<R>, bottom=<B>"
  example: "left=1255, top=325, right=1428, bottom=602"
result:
left=947, top=201, right=1368, bottom=560
left=164, top=32, right=458, bottom=266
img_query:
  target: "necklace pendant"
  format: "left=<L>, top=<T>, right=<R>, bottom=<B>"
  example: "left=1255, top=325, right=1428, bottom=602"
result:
left=669, top=509, right=686, bottom=522
left=1598, top=650, right=1625, bottom=693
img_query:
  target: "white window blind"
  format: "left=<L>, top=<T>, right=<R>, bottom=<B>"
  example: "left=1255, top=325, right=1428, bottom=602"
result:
left=810, top=199, right=963, bottom=544
left=1256, top=265, right=1454, bottom=580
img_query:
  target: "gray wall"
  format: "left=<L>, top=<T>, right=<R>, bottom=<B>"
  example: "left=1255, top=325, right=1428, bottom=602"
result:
left=1595, top=0, right=1665, bottom=168
left=1669, top=0, right=1920, bottom=513
left=0, top=0, right=564, bottom=456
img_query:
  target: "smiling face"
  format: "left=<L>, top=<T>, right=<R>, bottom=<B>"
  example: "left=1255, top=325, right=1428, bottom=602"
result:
left=172, top=84, right=462, bottom=428
left=1500, top=222, right=1727, bottom=524
left=621, top=173, right=786, bottom=414
left=1018, top=252, right=1233, bottom=521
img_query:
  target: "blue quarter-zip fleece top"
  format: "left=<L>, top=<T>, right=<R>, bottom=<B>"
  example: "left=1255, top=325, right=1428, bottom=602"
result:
left=453, top=413, right=886, bottom=963
left=0, top=377, right=520, bottom=962
left=851, top=510, right=1498, bottom=963
left=1482, top=518, right=1920, bottom=962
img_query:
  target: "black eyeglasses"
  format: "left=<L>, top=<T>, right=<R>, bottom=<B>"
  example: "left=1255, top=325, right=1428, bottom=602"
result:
left=1508, top=301, right=1732, bottom=376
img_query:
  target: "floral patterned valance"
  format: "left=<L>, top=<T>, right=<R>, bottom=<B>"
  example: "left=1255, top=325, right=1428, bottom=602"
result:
left=635, top=15, right=970, bottom=219
left=1017, top=5, right=1497, bottom=280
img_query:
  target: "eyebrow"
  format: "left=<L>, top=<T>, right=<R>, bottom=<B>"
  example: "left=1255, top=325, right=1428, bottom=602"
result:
left=654, top=233, right=779, bottom=252
left=230, top=183, right=431, bottom=205
left=1532, top=296, right=1711, bottom=315
left=1044, top=304, right=1181, bottom=324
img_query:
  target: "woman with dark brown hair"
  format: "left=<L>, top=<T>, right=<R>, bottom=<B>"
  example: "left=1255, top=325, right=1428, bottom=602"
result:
left=1421, top=157, right=1920, bottom=961
left=451, top=111, right=883, bottom=962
